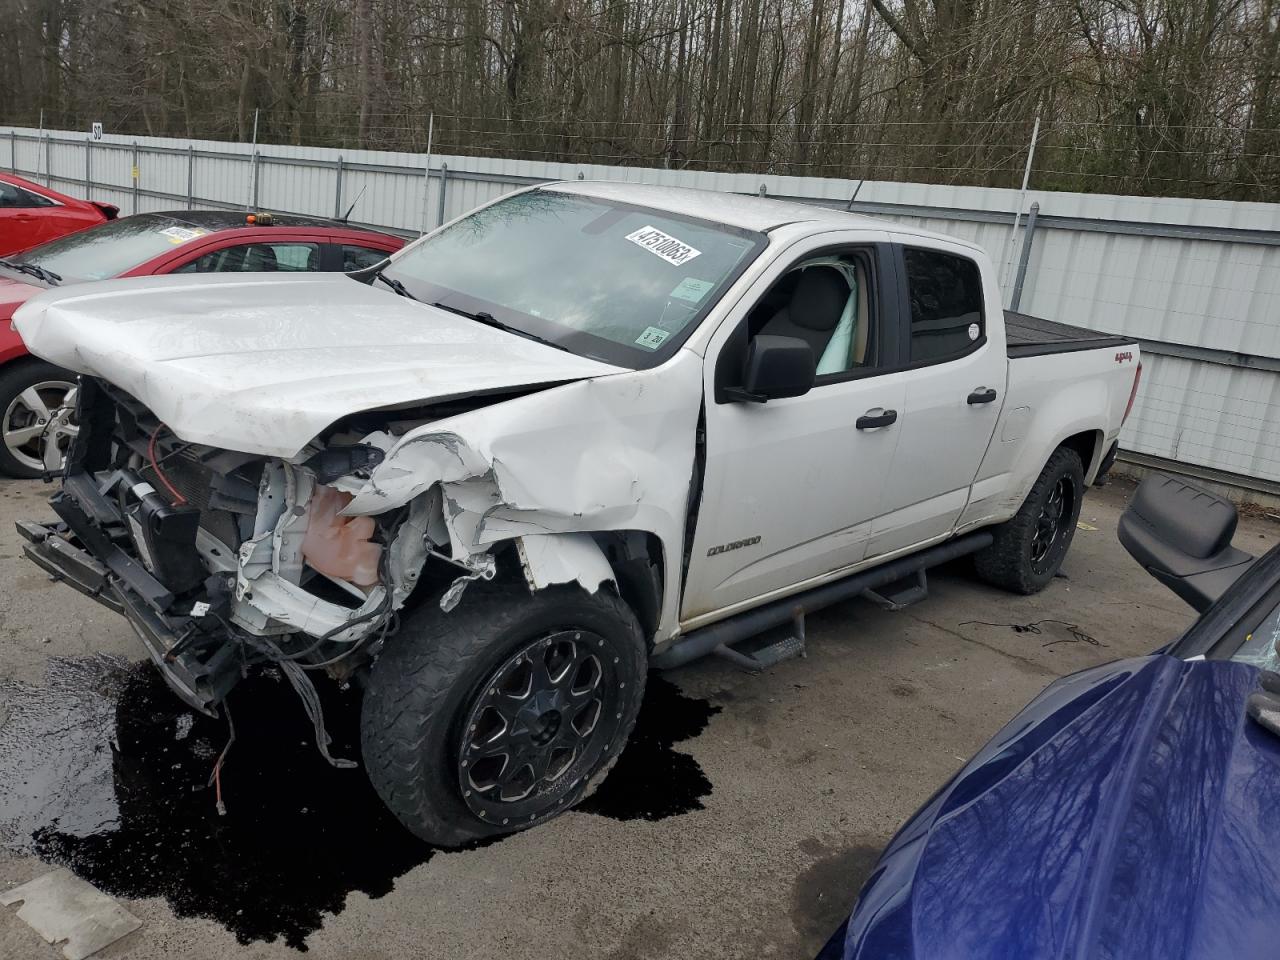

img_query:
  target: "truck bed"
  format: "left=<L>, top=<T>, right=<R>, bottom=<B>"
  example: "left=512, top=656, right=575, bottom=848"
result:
left=1005, top=311, right=1135, bottom=358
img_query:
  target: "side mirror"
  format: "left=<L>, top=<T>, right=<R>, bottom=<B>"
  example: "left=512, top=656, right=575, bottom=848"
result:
left=724, top=335, right=815, bottom=403
left=1118, top=472, right=1255, bottom=612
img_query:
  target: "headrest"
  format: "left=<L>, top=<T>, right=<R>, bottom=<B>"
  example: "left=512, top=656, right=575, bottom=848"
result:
left=789, top=266, right=847, bottom=331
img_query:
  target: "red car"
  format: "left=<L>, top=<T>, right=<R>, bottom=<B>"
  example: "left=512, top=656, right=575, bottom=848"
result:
left=0, top=210, right=403, bottom=476
left=0, top=173, right=120, bottom=255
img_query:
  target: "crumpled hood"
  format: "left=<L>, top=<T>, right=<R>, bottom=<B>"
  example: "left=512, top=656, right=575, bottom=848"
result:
left=838, top=655, right=1280, bottom=960
left=13, top=272, right=622, bottom=457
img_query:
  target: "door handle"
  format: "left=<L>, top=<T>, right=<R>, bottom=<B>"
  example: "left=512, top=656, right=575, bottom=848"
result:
left=967, top=388, right=998, bottom=405
left=856, top=408, right=898, bottom=430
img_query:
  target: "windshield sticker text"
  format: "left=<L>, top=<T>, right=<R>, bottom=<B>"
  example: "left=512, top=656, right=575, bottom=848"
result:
left=160, top=226, right=210, bottom=245
left=625, top=226, right=702, bottom=266
left=635, top=326, right=671, bottom=350
left=670, top=276, right=715, bottom=303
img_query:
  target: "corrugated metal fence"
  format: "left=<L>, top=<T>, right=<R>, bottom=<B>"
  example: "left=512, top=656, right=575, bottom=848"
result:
left=7, top=126, right=1280, bottom=500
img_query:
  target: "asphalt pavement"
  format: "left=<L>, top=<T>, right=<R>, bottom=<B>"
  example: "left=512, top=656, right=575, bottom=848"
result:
left=1, top=475, right=1276, bottom=960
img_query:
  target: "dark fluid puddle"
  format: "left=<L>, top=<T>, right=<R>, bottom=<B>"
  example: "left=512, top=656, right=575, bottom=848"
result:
left=579, top=675, right=720, bottom=820
left=0, top=657, right=717, bottom=950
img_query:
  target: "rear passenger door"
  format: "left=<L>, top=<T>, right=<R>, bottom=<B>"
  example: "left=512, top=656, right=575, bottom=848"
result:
left=865, top=243, right=1005, bottom=559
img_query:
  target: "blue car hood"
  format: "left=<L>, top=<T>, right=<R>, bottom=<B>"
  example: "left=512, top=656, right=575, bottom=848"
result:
left=831, top=655, right=1280, bottom=960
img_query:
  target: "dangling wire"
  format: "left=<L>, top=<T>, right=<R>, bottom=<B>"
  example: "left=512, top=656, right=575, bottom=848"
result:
left=208, top=698, right=236, bottom=816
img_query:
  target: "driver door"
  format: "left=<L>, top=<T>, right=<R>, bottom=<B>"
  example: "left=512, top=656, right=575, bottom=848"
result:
left=681, top=231, right=907, bottom=625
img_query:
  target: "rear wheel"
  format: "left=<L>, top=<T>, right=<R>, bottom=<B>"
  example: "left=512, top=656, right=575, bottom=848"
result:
left=0, top=361, right=77, bottom=479
left=360, top=577, right=646, bottom=847
left=974, top=447, right=1084, bottom=594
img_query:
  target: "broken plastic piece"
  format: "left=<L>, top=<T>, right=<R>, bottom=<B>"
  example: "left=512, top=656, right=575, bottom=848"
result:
left=1, top=868, right=142, bottom=960
left=440, top=554, right=498, bottom=612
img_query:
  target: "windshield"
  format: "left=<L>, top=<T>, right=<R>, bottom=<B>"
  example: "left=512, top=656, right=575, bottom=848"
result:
left=13, top=214, right=213, bottom=282
left=1226, top=590, right=1280, bottom=671
left=383, top=189, right=765, bottom=367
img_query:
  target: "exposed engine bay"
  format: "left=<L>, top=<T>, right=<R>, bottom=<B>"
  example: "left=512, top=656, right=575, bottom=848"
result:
left=19, top=371, right=690, bottom=725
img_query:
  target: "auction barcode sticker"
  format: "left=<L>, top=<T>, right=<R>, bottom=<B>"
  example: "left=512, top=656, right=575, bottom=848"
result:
left=625, top=225, right=701, bottom=266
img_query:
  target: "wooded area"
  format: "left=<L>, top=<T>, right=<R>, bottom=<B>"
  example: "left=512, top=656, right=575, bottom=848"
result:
left=4, top=0, right=1279, bottom=200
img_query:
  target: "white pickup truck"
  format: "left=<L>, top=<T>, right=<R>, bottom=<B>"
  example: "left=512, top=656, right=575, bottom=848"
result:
left=14, top=182, right=1141, bottom=845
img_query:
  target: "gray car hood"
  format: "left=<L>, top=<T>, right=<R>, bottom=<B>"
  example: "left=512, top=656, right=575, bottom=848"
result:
left=13, top=272, right=622, bottom=457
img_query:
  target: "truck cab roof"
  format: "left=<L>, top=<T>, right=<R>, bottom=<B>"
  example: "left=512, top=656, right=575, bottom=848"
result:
left=546, top=180, right=983, bottom=252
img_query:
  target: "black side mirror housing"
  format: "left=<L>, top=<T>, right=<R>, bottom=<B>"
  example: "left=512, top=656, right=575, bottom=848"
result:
left=1118, top=472, right=1255, bottom=612
left=723, top=335, right=815, bottom=403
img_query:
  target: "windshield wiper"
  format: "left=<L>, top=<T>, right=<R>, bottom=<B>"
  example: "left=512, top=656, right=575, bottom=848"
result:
left=431, top=301, right=506, bottom=328
left=431, top=301, right=574, bottom=353
left=0, top=258, right=61, bottom=286
left=428, top=301, right=569, bottom=352
left=373, top=272, right=417, bottom=300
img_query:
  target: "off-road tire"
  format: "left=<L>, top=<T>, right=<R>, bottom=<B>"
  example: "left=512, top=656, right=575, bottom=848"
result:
left=0, top=360, right=76, bottom=479
left=360, top=577, right=646, bottom=847
left=974, top=446, right=1084, bottom=594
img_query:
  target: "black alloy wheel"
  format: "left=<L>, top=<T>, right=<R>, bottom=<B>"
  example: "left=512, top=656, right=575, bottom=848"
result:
left=457, top=629, right=623, bottom=826
left=1030, top=475, right=1075, bottom=574
left=360, top=578, right=646, bottom=846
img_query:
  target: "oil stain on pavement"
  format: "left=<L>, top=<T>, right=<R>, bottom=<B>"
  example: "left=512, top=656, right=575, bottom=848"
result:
left=0, top=657, right=719, bottom=950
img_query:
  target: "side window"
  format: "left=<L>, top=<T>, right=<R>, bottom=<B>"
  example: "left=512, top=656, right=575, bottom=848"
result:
left=743, top=251, right=875, bottom=379
left=171, top=250, right=225, bottom=273
left=903, top=248, right=984, bottom=363
left=0, top=183, right=53, bottom=208
left=172, top=242, right=320, bottom=273
left=242, top=242, right=319, bottom=272
left=341, top=245, right=392, bottom=272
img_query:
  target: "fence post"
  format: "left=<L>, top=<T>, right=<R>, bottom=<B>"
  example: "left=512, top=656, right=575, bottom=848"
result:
left=186, top=144, right=194, bottom=209
left=435, top=163, right=448, bottom=227
left=419, top=112, right=434, bottom=235
left=1010, top=202, right=1039, bottom=313
left=44, top=132, right=52, bottom=187
left=245, top=108, right=259, bottom=211
left=252, top=150, right=261, bottom=209
left=9, top=130, right=15, bottom=173
left=131, top=141, right=139, bottom=214
left=1001, top=113, right=1041, bottom=293
left=333, top=156, right=345, bottom=218
left=85, top=136, right=92, bottom=195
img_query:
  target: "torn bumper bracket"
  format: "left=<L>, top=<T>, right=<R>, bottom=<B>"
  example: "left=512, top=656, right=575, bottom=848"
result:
left=17, top=519, right=123, bottom=614
left=15, top=518, right=236, bottom=718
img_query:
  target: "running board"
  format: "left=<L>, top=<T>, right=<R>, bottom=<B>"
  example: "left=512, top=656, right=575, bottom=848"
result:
left=713, top=611, right=807, bottom=673
left=654, top=531, right=993, bottom=672
left=862, top=570, right=928, bottom=611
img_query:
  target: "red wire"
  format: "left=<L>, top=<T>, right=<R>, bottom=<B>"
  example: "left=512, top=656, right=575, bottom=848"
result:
left=147, top=423, right=188, bottom=505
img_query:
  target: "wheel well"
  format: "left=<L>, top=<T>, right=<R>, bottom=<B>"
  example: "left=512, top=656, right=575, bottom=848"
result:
left=595, top=531, right=665, bottom=644
left=1059, top=430, right=1101, bottom=478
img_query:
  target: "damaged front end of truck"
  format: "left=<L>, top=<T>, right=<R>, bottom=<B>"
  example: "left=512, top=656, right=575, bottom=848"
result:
left=18, top=363, right=697, bottom=734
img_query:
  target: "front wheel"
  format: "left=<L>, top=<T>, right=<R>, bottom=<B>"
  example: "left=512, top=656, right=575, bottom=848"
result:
left=360, top=578, right=646, bottom=847
left=974, top=446, right=1084, bottom=594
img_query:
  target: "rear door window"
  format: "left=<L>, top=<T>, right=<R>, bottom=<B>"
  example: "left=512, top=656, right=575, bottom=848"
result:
left=174, top=242, right=321, bottom=273
left=903, top=248, right=985, bottom=364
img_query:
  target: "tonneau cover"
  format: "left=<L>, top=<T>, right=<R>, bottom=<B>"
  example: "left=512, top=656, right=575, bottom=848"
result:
left=1005, top=310, right=1135, bottom=358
